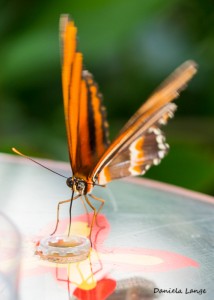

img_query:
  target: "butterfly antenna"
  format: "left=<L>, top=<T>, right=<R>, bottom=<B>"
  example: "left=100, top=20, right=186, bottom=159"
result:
left=12, top=147, right=67, bottom=179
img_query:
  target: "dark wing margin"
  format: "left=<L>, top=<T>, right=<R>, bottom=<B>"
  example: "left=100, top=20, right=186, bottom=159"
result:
left=90, top=61, right=197, bottom=184
left=60, top=15, right=110, bottom=176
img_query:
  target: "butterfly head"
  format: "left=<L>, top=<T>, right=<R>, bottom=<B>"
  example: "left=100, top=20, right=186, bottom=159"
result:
left=66, top=177, right=86, bottom=194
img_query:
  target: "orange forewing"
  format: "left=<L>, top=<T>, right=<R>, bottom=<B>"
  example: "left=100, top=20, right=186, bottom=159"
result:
left=60, top=16, right=109, bottom=178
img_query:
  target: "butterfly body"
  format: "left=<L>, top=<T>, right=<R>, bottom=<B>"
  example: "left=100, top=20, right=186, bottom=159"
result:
left=66, top=176, right=94, bottom=195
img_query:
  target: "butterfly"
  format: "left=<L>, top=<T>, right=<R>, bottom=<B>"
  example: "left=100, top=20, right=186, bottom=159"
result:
left=13, top=15, right=197, bottom=238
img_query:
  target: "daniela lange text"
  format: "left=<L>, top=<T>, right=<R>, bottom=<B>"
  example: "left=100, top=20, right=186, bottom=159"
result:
left=154, top=288, right=206, bottom=295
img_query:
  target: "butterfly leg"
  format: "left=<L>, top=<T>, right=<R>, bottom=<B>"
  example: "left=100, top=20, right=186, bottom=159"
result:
left=51, top=195, right=80, bottom=236
left=84, top=195, right=97, bottom=240
left=80, top=196, right=90, bottom=226
left=89, top=194, right=105, bottom=226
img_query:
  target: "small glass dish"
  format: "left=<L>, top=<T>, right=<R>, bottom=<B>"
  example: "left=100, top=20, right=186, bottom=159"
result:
left=36, top=234, right=90, bottom=263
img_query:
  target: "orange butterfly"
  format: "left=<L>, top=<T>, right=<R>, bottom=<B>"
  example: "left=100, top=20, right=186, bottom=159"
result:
left=13, top=15, right=197, bottom=238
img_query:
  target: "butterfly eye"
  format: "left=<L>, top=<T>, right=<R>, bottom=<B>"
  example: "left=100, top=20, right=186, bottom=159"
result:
left=66, top=177, right=73, bottom=188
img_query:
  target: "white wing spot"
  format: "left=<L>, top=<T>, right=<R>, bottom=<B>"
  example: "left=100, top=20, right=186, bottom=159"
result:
left=158, top=151, right=166, bottom=159
left=145, top=164, right=151, bottom=171
left=153, top=158, right=160, bottom=165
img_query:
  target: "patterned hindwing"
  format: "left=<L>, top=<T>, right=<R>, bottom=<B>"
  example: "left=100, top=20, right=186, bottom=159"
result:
left=60, top=15, right=110, bottom=176
left=97, top=104, right=176, bottom=185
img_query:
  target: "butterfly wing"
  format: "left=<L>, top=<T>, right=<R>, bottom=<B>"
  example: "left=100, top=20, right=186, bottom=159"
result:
left=119, top=60, right=197, bottom=134
left=90, top=61, right=197, bottom=184
left=60, top=15, right=109, bottom=177
left=96, top=103, right=176, bottom=184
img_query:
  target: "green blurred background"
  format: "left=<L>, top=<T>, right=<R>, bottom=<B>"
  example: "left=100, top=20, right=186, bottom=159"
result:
left=0, top=0, right=213, bottom=195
